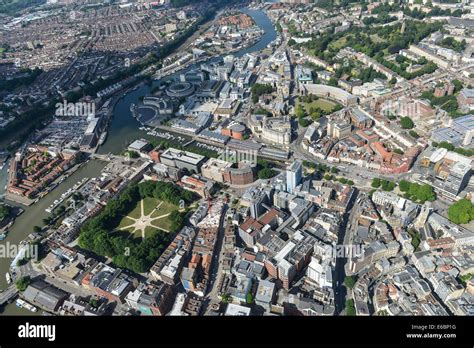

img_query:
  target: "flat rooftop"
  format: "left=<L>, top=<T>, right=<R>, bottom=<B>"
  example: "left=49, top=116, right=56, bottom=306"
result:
left=161, top=147, right=205, bottom=165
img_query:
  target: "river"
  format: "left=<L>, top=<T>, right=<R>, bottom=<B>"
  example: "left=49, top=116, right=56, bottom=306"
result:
left=97, top=8, right=277, bottom=154
left=0, top=7, right=277, bottom=314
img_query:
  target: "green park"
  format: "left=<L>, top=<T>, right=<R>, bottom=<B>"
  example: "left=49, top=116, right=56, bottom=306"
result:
left=78, top=180, right=196, bottom=273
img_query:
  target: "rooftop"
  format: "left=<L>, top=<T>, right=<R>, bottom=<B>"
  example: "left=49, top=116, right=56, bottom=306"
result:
left=161, top=147, right=206, bottom=165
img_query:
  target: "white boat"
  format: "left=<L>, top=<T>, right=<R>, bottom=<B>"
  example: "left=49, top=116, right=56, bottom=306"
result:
left=46, top=177, right=89, bottom=213
left=5, top=272, right=11, bottom=284
left=24, top=303, right=37, bottom=312
left=98, top=132, right=108, bottom=145
left=16, top=299, right=38, bottom=312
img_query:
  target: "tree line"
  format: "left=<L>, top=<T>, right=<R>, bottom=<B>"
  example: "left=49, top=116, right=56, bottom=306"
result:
left=0, top=204, right=11, bottom=222
left=251, top=83, right=274, bottom=104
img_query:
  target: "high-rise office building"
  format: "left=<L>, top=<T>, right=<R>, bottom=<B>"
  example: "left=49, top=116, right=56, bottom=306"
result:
left=286, top=161, right=302, bottom=194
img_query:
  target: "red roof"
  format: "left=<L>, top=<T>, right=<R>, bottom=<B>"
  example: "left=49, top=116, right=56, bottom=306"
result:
left=259, top=208, right=279, bottom=226
left=240, top=217, right=263, bottom=232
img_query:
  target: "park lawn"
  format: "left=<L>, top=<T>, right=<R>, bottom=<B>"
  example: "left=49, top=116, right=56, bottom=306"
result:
left=113, top=197, right=181, bottom=239
left=370, top=34, right=384, bottom=44
left=262, top=48, right=273, bottom=56
left=125, top=225, right=158, bottom=241
left=151, top=217, right=173, bottom=232
left=329, top=36, right=347, bottom=50
left=151, top=201, right=178, bottom=218
left=117, top=217, right=136, bottom=233
left=144, top=226, right=161, bottom=239
left=300, top=98, right=338, bottom=113
left=113, top=197, right=182, bottom=239
left=126, top=202, right=142, bottom=219
left=130, top=228, right=144, bottom=240
left=439, top=99, right=455, bottom=110
left=143, top=197, right=161, bottom=216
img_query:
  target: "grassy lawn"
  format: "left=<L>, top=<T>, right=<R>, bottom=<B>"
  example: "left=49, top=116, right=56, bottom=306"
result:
left=130, top=229, right=143, bottom=240
left=299, top=98, right=337, bottom=113
left=329, top=36, right=347, bottom=50
left=151, top=201, right=178, bottom=218
left=127, top=203, right=142, bottom=219
left=262, top=48, right=273, bottom=56
left=117, top=217, right=134, bottom=230
left=370, top=34, right=384, bottom=44
left=151, top=217, right=174, bottom=232
left=144, top=226, right=161, bottom=239
left=143, top=197, right=160, bottom=216
left=114, top=197, right=179, bottom=238
left=128, top=226, right=157, bottom=240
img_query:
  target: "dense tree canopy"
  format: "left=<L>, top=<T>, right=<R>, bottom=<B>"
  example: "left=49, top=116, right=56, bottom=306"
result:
left=344, top=275, right=358, bottom=289
left=357, top=67, right=386, bottom=83
left=448, top=199, right=474, bottom=225
left=439, top=37, right=466, bottom=53
left=0, top=204, right=11, bottom=222
left=371, top=178, right=396, bottom=191
left=293, top=17, right=443, bottom=83
left=433, top=141, right=474, bottom=157
left=16, top=276, right=31, bottom=292
left=251, top=83, right=274, bottom=104
left=400, top=117, right=414, bottom=129
left=257, top=160, right=277, bottom=180
left=399, top=180, right=436, bottom=203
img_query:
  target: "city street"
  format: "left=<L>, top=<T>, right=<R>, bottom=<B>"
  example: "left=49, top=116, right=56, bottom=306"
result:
left=334, top=191, right=360, bottom=315
left=202, top=202, right=228, bottom=314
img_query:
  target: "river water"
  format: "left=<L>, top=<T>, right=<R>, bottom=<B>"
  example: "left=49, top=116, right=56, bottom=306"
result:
left=97, top=8, right=277, bottom=154
left=0, top=7, right=277, bottom=314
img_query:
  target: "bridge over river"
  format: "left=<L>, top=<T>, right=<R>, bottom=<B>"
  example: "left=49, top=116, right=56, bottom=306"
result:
left=0, top=285, right=18, bottom=306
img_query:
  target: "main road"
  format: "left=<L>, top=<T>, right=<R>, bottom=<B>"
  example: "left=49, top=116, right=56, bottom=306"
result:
left=333, top=189, right=361, bottom=315
left=202, top=201, right=228, bottom=314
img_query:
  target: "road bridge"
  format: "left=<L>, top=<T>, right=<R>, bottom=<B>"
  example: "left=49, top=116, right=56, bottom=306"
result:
left=0, top=285, right=18, bottom=306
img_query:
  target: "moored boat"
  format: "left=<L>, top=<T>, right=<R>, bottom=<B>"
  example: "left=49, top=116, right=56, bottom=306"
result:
left=5, top=272, right=12, bottom=284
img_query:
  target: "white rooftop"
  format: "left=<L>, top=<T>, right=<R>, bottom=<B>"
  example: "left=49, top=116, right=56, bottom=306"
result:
left=225, top=303, right=251, bottom=316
